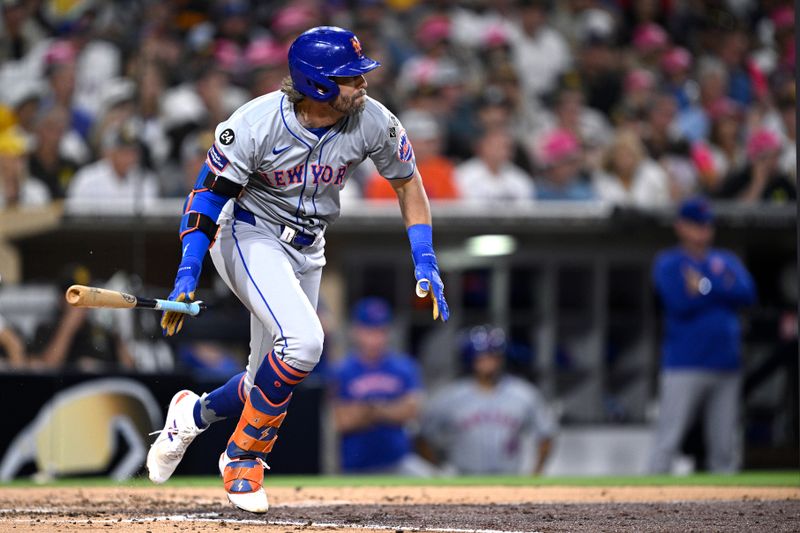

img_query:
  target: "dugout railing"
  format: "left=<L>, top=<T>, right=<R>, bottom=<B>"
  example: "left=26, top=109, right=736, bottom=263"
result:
left=0, top=200, right=796, bottom=472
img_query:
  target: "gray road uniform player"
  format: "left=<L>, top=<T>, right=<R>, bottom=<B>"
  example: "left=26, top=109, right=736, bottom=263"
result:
left=422, top=376, right=558, bottom=475
left=211, top=91, right=415, bottom=377
left=147, top=26, right=449, bottom=514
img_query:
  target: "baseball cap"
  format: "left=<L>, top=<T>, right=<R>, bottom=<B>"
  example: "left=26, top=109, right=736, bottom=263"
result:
left=678, top=196, right=714, bottom=224
left=352, top=297, right=392, bottom=327
left=538, top=128, right=581, bottom=166
left=746, top=128, right=782, bottom=160
left=633, top=23, right=668, bottom=52
left=661, top=47, right=692, bottom=75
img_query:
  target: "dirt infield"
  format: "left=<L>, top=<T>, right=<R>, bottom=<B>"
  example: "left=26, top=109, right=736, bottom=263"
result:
left=1, top=485, right=798, bottom=532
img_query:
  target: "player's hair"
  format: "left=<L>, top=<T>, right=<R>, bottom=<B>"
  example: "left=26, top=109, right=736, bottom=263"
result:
left=280, top=76, right=305, bottom=104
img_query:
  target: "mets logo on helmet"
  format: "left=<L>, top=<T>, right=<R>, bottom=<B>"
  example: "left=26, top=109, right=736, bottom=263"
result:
left=350, top=37, right=363, bottom=57
left=397, top=129, right=414, bottom=162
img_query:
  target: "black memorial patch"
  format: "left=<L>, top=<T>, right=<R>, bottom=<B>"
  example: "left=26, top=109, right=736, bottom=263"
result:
left=219, top=128, right=235, bottom=145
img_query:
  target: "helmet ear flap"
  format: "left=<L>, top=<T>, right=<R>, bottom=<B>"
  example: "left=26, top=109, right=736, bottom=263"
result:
left=289, top=61, right=340, bottom=102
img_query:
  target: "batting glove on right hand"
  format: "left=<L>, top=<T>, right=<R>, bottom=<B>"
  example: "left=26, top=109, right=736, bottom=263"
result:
left=161, top=258, right=201, bottom=336
left=415, top=262, right=449, bottom=322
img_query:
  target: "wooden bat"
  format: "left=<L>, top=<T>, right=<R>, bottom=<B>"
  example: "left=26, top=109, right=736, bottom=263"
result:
left=65, top=285, right=205, bottom=316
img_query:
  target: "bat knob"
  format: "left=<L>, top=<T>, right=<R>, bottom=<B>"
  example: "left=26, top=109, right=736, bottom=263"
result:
left=65, top=285, right=84, bottom=305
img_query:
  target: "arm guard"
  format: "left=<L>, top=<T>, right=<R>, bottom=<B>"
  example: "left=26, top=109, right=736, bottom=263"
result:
left=179, top=163, right=243, bottom=243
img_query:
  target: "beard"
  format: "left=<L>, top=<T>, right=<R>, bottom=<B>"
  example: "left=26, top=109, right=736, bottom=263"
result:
left=329, top=89, right=367, bottom=116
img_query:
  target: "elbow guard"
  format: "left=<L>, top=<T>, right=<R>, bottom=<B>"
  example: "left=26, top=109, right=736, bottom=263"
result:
left=180, top=163, right=243, bottom=244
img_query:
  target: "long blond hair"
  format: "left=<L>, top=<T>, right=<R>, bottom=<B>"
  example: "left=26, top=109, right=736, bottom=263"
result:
left=280, top=76, right=304, bottom=104
left=604, top=129, right=646, bottom=175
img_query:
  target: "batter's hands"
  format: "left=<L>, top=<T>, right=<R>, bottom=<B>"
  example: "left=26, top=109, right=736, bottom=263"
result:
left=415, top=263, right=449, bottom=322
left=161, top=258, right=201, bottom=336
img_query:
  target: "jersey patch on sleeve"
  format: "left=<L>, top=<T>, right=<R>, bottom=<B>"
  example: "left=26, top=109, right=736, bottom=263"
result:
left=397, top=129, right=414, bottom=162
left=219, top=128, right=235, bottom=146
left=207, top=143, right=230, bottom=172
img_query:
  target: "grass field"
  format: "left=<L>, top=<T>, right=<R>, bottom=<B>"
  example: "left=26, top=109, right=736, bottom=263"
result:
left=3, top=470, right=797, bottom=488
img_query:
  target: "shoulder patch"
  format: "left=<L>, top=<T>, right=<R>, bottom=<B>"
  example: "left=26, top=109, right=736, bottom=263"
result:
left=219, top=128, right=235, bottom=146
left=207, top=143, right=230, bottom=172
left=397, top=129, right=413, bottom=162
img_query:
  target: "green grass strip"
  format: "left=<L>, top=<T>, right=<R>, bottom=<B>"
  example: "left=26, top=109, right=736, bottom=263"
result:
left=1, top=471, right=797, bottom=489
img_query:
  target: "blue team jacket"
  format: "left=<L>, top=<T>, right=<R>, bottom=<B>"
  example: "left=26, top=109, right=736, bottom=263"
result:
left=652, top=247, right=756, bottom=371
left=331, top=352, right=421, bottom=471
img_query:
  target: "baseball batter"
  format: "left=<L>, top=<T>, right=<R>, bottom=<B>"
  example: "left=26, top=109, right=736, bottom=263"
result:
left=146, top=26, right=449, bottom=513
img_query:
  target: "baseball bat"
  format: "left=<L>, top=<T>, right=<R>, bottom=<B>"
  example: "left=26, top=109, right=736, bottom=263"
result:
left=65, top=285, right=205, bottom=316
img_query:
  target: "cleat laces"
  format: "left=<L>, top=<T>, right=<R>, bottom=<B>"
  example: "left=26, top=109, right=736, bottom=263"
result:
left=149, top=424, right=202, bottom=460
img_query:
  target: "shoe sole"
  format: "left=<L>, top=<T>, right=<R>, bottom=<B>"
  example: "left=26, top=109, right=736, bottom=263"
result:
left=146, top=389, right=197, bottom=484
left=227, top=490, right=269, bottom=513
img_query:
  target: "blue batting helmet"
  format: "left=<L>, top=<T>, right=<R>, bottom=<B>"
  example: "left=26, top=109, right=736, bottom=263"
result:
left=288, top=26, right=380, bottom=102
left=461, top=325, right=507, bottom=365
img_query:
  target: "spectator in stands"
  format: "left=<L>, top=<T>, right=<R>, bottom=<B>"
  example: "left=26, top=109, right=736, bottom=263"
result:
left=330, top=297, right=435, bottom=475
left=630, top=23, right=669, bottom=70
left=776, top=92, right=796, bottom=181
left=0, top=126, right=50, bottom=209
left=0, top=312, right=26, bottom=369
left=30, top=264, right=134, bottom=372
left=365, top=110, right=459, bottom=201
left=456, top=127, right=535, bottom=202
left=244, top=38, right=289, bottom=100
left=533, top=86, right=612, bottom=165
left=65, top=120, right=159, bottom=212
left=0, top=0, right=47, bottom=62
left=593, top=129, right=670, bottom=207
left=702, top=98, right=746, bottom=194
left=716, top=128, right=796, bottom=203
left=575, top=29, right=624, bottom=118
left=661, top=47, right=694, bottom=112
left=474, top=86, right=535, bottom=174
left=509, top=0, right=572, bottom=102
left=28, top=106, right=82, bottom=199
left=715, top=29, right=765, bottom=107
left=534, top=129, right=594, bottom=201
left=176, top=129, right=216, bottom=197
left=649, top=197, right=756, bottom=473
left=160, top=61, right=248, bottom=156
left=420, top=325, right=557, bottom=475
left=41, top=41, right=94, bottom=141
left=640, top=92, right=696, bottom=200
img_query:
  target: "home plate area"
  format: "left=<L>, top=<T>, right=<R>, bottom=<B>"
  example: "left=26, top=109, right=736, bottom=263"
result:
left=0, top=486, right=798, bottom=532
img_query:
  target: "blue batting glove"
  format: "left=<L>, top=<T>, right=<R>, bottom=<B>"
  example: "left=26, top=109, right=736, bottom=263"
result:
left=408, top=224, right=449, bottom=322
left=414, top=262, right=450, bottom=322
left=161, top=257, right=201, bottom=336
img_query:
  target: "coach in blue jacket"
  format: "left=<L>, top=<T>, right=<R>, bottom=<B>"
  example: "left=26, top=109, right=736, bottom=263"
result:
left=648, top=197, right=756, bottom=473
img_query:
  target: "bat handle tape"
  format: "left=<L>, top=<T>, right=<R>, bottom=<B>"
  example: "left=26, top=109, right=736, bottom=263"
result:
left=146, top=299, right=206, bottom=316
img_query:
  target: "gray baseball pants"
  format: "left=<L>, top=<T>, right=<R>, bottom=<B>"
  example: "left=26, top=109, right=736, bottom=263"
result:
left=648, top=369, right=741, bottom=474
left=210, top=214, right=326, bottom=396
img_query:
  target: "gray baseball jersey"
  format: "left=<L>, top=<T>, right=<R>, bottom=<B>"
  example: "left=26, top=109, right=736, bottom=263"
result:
left=209, top=91, right=416, bottom=237
left=203, top=89, right=416, bottom=399
left=421, top=376, right=557, bottom=475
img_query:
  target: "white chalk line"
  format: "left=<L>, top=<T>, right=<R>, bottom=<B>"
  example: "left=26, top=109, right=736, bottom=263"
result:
left=4, top=510, right=543, bottom=533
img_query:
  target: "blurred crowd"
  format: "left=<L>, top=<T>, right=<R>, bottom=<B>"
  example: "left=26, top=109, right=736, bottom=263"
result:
left=0, top=0, right=795, bottom=210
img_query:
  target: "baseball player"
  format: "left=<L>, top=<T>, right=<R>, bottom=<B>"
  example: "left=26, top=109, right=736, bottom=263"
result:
left=420, top=325, right=557, bottom=475
left=146, top=26, right=449, bottom=513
